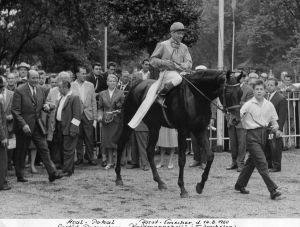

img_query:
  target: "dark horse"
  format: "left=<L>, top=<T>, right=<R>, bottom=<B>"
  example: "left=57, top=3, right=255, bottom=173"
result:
left=115, top=69, right=241, bottom=197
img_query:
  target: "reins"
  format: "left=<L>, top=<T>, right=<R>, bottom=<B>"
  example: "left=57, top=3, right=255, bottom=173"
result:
left=180, top=73, right=229, bottom=114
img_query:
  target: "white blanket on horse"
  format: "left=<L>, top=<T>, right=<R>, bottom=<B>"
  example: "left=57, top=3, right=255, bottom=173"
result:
left=128, top=72, right=165, bottom=129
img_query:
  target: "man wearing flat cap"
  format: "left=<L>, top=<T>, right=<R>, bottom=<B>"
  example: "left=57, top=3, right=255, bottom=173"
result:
left=150, top=22, right=192, bottom=106
left=17, top=62, right=30, bottom=87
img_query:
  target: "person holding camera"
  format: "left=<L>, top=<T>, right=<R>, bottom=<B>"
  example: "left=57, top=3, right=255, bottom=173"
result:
left=98, top=74, right=125, bottom=170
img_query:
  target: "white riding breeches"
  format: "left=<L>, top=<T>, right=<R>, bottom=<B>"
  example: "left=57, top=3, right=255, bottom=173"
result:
left=128, top=70, right=182, bottom=129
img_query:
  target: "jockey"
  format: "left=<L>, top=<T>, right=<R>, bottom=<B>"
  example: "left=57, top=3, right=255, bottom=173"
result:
left=150, top=22, right=192, bottom=107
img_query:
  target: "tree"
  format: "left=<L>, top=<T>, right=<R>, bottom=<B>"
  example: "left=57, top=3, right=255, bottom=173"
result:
left=0, top=0, right=108, bottom=67
left=235, top=0, right=298, bottom=71
left=107, top=0, right=201, bottom=55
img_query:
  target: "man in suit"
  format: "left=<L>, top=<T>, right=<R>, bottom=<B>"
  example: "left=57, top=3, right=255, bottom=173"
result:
left=226, top=72, right=253, bottom=172
left=265, top=78, right=288, bottom=172
left=86, top=62, right=107, bottom=93
left=0, top=77, right=11, bottom=190
left=1, top=77, right=15, bottom=170
left=38, top=70, right=51, bottom=96
left=117, top=71, right=131, bottom=96
left=46, top=71, right=70, bottom=167
left=278, top=73, right=296, bottom=95
left=189, top=65, right=210, bottom=169
left=6, top=73, right=17, bottom=92
left=125, top=71, right=150, bottom=171
left=240, top=73, right=254, bottom=105
left=11, top=70, right=63, bottom=182
left=72, top=66, right=97, bottom=165
left=53, top=80, right=81, bottom=176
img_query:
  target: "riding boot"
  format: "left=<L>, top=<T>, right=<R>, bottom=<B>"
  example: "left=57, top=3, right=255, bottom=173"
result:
left=157, top=82, right=175, bottom=108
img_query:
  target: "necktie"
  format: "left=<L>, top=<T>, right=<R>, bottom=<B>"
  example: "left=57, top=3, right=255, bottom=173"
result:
left=95, top=77, right=99, bottom=91
left=267, top=93, right=271, bottom=101
left=56, top=96, right=63, bottom=120
left=33, top=88, right=37, bottom=104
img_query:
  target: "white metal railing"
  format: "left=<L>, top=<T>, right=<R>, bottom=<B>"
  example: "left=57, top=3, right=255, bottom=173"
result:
left=208, top=91, right=300, bottom=150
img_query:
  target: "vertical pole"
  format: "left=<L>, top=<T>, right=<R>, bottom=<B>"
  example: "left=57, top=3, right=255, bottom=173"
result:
left=231, top=7, right=235, bottom=71
left=104, top=26, right=108, bottom=70
left=218, top=0, right=224, bottom=71
left=217, top=0, right=224, bottom=151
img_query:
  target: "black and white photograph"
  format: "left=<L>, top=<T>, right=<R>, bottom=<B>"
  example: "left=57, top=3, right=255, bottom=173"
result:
left=0, top=0, right=300, bottom=226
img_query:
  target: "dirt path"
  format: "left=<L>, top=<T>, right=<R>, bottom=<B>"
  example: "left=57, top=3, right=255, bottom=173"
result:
left=1, top=151, right=300, bottom=218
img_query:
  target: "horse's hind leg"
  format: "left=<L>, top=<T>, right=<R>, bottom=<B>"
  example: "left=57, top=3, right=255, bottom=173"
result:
left=196, top=130, right=214, bottom=194
left=115, top=125, right=132, bottom=186
left=147, top=127, right=167, bottom=190
left=177, top=130, right=188, bottom=198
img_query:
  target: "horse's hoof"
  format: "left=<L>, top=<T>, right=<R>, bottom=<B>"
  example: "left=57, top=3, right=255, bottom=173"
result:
left=116, top=179, right=124, bottom=186
left=158, top=183, right=168, bottom=190
left=196, top=182, right=204, bottom=194
left=180, top=192, right=189, bottom=198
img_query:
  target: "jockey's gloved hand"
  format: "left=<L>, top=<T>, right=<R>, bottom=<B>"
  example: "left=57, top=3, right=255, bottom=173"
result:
left=163, top=60, right=176, bottom=70
left=180, top=62, right=190, bottom=71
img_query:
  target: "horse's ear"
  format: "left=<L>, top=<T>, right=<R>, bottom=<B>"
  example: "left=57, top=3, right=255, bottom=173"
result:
left=226, top=70, right=231, bottom=80
left=236, top=71, right=244, bottom=83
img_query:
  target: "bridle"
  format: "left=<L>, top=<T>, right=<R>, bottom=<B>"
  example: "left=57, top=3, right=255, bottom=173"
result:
left=180, top=72, right=228, bottom=114
left=222, top=82, right=241, bottom=112
left=180, top=72, right=243, bottom=116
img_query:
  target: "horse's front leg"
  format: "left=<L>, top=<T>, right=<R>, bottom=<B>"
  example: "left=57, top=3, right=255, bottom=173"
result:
left=177, top=130, right=188, bottom=198
left=147, top=127, right=167, bottom=190
left=195, top=130, right=214, bottom=194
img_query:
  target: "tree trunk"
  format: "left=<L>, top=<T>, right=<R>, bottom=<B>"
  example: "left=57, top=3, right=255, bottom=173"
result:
left=9, top=37, right=34, bottom=66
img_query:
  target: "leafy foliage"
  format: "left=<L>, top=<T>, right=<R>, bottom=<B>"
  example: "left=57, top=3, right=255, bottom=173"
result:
left=107, top=0, right=201, bottom=55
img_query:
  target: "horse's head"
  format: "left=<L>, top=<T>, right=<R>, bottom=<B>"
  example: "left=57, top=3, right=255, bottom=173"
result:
left=221, top=70, right=244, bottom=125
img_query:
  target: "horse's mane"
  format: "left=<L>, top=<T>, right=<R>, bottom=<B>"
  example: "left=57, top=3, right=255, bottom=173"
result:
left=186, top=69, right=224, bottom=85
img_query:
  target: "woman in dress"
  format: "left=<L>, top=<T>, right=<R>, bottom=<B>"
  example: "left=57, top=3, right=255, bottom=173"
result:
left=156, top=127, right=178, bottom=169
left=98, top=74, right=125, bottom=170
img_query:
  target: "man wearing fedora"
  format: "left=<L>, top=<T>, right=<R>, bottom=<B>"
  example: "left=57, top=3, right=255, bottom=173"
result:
left=150, top=22, right=192, bottom=106
left=0, top=77, right=11, bottom=190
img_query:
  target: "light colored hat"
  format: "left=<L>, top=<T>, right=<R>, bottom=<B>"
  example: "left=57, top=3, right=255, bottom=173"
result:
left=170, top=22, right=186, bottom=32
left=260, top=72, right=268, bottom=78
left=195, top=65, right=207, bottom=70
left=17, top=62, right=30, bottom=70
left=248, top=72, right=259, bottom=78
left=121, top=71, right=130, bottom=77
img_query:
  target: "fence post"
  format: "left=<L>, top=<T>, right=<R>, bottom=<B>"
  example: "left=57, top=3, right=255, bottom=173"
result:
left=216, top=98, right=224, bottom=152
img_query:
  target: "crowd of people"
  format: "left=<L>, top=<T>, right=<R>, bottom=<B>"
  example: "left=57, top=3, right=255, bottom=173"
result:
left=0, top=59, right=164, bottom=189
left=0, top=21, right=296, bottom=201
